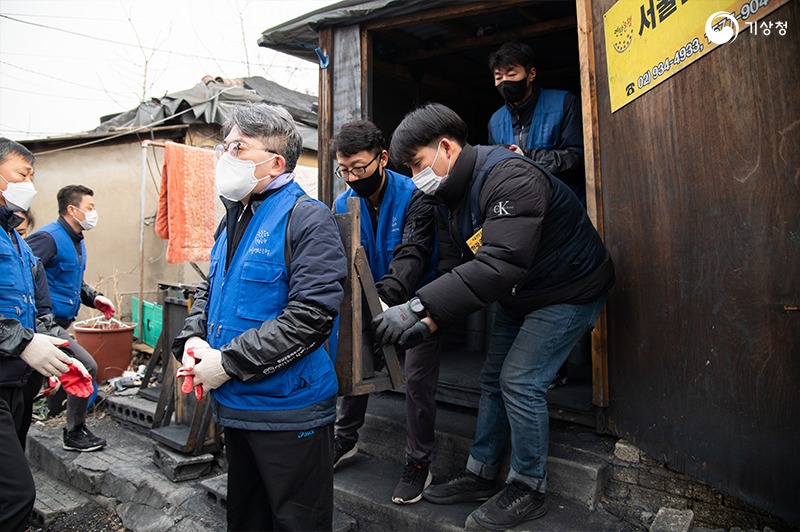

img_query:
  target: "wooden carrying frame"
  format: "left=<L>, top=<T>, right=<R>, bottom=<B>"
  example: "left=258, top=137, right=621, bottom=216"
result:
left=334, top=196, right=405, bottom=395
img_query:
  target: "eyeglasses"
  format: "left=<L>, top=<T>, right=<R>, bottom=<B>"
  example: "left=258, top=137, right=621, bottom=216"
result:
left=214, top=140, right=277, bottom=160
left=334, top=152, right=380, bottom=179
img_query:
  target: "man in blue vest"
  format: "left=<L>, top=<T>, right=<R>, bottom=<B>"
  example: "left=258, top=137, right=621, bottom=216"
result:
left=0, top=138, right=91, bottom=531
left=487, top=41, right=586, bottom=205
left=28, top=185, right=113, bottom=452
left=329, top=120, right=439, bottom=505
left=374, top=103, right=614, bottom=530
left=172, top=104, right=347, bottom=531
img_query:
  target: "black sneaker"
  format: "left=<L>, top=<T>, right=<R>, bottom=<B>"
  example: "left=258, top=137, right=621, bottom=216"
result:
left=423, top=470, right=499, bottom=505
left=333, top=437, right=358, bottom=469
left=391, top=462, right=432, bottom=505
left=63, top=424, right=106, bottom=452
left=470, top=481, right=547, bottom=531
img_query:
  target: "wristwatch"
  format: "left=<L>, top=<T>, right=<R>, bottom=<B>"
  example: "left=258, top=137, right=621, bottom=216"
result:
left=409, top=297, right=425, bottom=317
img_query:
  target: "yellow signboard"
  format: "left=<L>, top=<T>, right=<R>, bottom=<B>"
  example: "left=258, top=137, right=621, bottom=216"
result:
left=603, top=0, right=790, bottom=112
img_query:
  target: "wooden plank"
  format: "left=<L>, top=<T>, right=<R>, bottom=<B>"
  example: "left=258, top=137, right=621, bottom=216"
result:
left=318, top=27, right=334, bottom=208
left=576, top=0, right=609, bottom=408
left=354, top=246, right=405, bottom=390
left=347, top=197, right=363, bottom=386
left=333, top=211, right=356, bottom=394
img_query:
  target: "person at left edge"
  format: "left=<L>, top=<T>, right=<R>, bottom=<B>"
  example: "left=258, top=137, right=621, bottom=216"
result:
left=172, top=103, right=346, bottom=532
left=0, top=137, right=84, bottom=532
left=27, top=185, right=110, bottom=453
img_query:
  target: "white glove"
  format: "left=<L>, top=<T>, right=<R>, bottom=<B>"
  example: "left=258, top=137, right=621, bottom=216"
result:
left=93, top=295, right=116, bottom=319
left=181, top=336, right=210, bottom=369
left=20, top=333, right=73, bottom=377
left=189, top=347, right=230, bottom=395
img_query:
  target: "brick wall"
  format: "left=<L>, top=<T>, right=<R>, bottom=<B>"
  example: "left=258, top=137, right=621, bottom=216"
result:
left=600, top=440, right=791, bottom=530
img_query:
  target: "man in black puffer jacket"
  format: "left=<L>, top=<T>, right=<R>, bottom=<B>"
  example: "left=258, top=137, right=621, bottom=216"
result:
left=372, top=103, right=614, bottom=531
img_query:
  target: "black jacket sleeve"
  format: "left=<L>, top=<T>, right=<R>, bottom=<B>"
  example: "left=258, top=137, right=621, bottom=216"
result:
left=25, top=231, right=57, bottom=267
left=417, top=159, right=551, bottom=326
left=375, top=189, right=437, bottom=306
left=0, top=316, right=34, bottom=358
left=80, top=283, right=99, bottom=307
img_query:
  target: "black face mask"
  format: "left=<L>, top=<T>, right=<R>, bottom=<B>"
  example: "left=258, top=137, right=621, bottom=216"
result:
left=497, top=78, right=529, bottom=104
left=348, top=164, right=384, bottom=198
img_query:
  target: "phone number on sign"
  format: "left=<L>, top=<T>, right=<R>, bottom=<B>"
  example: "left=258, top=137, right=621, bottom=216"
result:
left=637, top=38, right=704, bottom=89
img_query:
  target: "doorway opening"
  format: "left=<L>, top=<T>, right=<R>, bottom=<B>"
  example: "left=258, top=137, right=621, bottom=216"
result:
left=363, top=1, right=597, bottom=426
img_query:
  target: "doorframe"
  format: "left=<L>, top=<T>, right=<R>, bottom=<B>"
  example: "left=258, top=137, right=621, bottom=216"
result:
left=576, top=0, right=610, bottom=407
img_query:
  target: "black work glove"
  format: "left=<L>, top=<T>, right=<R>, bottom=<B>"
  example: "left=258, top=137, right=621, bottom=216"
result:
left=371, top=298, right=425, bottom=346
left=397, top=321, right=432, bottom=350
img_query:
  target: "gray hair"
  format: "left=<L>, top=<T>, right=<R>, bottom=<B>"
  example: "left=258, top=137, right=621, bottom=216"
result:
left=222, top=104, right=303, bottom=172
left=0, top=137, right=35, bottom=165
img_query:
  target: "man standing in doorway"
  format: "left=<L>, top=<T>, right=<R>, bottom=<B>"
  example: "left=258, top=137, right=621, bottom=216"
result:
left=27, top=185, right=114, bottom=452
left=330, top=120, right=440, bottom=505
left=375, top=103, right=614, bottom=530
left=488, top=41, right=586, bottom=205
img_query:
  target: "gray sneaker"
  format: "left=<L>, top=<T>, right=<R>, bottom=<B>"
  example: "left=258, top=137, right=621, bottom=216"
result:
left=470, top=481, right=547, bottom=531
left=423, top=470, right=498, bottom=505
left=391, top=462, right=432, bottom=505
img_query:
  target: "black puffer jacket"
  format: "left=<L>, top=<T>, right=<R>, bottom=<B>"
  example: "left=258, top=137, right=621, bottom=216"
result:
left=417, top=144, right=614, bottom=325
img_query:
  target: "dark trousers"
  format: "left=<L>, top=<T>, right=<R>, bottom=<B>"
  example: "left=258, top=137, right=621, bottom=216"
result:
left=0, top=387, right=36, bottom=532
left=20, top=372, right=43, bottom=450
left=224, top=423, right=334, bottom=531
left=335, top=336, right=440, bottom=466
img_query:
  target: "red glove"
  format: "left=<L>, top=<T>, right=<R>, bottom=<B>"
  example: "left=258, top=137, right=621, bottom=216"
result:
left=56, top=362, right=94, bottom=398
left=94, top=295, right=116, bottom=320
left=176, top=347, right=204, bottom=400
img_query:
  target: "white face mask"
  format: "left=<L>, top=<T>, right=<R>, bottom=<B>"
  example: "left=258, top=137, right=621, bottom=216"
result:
left=0, top=173, right=37, bottom=212
left=412, top=141, right=450, bottom=195
left=215, top=153, right=276, bottom=202
left=73, top=208, right=98, bottom=231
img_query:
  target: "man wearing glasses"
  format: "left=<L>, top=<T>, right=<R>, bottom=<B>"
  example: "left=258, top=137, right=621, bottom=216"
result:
left=172, top=104, right=347, bottom=531
left=329, top=120, right=440, bottom=505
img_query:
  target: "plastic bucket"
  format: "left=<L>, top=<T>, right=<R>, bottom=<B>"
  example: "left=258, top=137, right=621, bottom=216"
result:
left=73, top=319, right=136, bottom=382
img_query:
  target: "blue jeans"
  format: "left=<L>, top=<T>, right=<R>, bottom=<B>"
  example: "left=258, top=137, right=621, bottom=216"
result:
left=466, top=295, right=607, bottom=493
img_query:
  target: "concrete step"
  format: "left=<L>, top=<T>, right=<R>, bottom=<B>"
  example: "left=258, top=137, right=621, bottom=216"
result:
left=26, top=416, right=226, bottom=531
left=30, top=467, right=92, bottom=527
left=350, top=392, right=615, bottom=509
left=199, top=473, right=357, bottom=532
left=333, top=453, right=635, bottom=531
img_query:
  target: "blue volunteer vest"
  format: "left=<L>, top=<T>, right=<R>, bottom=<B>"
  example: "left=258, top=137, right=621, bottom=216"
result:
left=0, top=228, right=38, bottom=386
left=207, top=181, right=338, bottom=412
left=335, top=169, right=427, bottom=283
left=38, top=221, right=86, bottom=321
left=488, top=88, right=567, bottom=151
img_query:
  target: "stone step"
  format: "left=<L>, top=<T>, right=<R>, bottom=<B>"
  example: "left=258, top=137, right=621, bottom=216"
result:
left=332, top=454, right=634, bottom=531
left=350, top=392, right=614, bottom=509
left=30, top=467, right=92, bottom=527
left=199, top=473, right=358, bottom=532
left=26, top=417, right=226, bottom=531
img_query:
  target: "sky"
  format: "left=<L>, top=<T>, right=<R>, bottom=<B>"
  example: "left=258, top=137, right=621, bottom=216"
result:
left=0, top=0, right=339, bottom=140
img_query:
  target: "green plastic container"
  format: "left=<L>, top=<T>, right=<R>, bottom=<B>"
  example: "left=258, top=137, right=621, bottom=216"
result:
left=132, top=297, right=163, bottom=347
